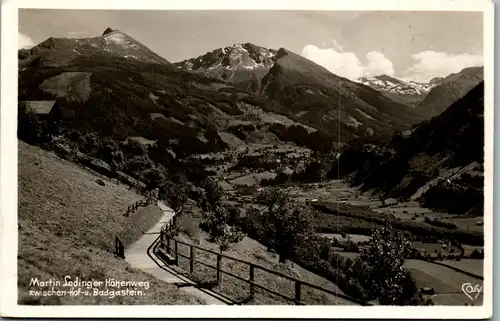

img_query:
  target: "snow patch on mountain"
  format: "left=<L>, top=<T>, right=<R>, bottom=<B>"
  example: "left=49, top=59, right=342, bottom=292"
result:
left=175, top=43, right=278, bottom=76
left=358, top=75, right=436, bottom=95
left=104, top=32, right=126, bottom=45
left=357, top=74, right=441, bottom=106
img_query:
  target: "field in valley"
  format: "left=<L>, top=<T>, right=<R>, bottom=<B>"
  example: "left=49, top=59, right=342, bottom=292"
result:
left=210, top=158, right=485, bottom=306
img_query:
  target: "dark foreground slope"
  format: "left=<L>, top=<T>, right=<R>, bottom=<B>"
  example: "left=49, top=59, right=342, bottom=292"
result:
left=17, top=141, right=203, bottom=305
left=336, top=82, right=484, bottom=215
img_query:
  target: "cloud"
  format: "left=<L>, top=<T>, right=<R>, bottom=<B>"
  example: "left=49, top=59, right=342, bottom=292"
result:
left=301, top=44, right=394, bottom=80
left=302, top=44, right=363, bottom=80
left=19, top=32, right=35, bottom=49
left=405, top=51, right=483, bottom=82
left=364, top=51, right=395, bottom=77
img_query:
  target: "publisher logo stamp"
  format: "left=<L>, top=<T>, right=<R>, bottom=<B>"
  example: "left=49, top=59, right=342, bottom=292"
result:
left=462, top=283, right=482, bottom=301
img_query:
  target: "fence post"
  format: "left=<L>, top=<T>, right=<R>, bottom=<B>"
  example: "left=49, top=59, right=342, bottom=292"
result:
left=216, top=254, right=222, bottom=286
left=174, top=239, right=179, bottom=265
left=167, top=237, right=171, bottom=255
left=295, top=281, right=301, bottom=304
left=249, top=264, right=255, bottom=299
left=160, top=230, right=165, bottom=250
left=115, top=236, right=124, bottom=259
left=189, top=246, right=194, bottom=273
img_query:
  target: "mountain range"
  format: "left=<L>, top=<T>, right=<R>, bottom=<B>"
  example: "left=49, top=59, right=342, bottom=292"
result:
left=18, top=28, right=484, bottom=157
left=413, top=66, right=484, bottom=116
left=176, top=42, right=483, bottom=119
left=357, top=75, right=442, bottom=107
left=176, top=42, right=429, bottom=140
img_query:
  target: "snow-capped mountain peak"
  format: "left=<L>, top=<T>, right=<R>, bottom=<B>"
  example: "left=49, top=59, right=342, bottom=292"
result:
left=23, top=28, right=171, bottom=68
left=357, top=74, right=440, bottom=106
left=176, top=43, right=278, bottom=73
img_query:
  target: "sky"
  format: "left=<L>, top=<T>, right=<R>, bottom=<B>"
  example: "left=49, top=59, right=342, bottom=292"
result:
left=18, top=10, right=484, bottom=82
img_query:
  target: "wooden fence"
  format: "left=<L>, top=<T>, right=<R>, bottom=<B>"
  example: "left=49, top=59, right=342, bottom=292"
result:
left=157, top=229, right=371, bottom=306
left=124, top=198, right=155, bottom=217
left=115, top=236, right=125, bottom=259
left=115, top=198, right=157, bottom=258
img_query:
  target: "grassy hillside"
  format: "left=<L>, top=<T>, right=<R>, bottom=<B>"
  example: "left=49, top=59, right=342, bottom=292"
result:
left=17, top=141, right=203, bottom=305
left=172, top=208, right=357, bottom=305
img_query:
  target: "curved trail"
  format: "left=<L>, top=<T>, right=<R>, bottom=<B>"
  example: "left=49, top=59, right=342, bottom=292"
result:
left=124, top=201, right=229, bottom=305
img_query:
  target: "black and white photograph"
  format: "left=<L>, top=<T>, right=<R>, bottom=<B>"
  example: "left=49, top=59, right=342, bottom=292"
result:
left=1, top=0, right=494, bottom=318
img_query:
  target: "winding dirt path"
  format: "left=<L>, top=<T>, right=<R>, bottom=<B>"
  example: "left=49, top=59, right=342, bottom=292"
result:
left=124, top=201, right=229, bottom=305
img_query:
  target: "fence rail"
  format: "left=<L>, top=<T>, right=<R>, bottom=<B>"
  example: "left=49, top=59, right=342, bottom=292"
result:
left=124, top=198, right=155, bottom=217
left=158, top=230, right=371, bottom=306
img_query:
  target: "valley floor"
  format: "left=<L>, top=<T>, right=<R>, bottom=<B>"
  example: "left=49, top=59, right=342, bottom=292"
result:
left=205, top=151, right=484, bottom=305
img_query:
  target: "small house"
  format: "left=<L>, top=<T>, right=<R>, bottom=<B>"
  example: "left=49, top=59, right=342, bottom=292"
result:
left=23, top=100, right=60, bottom=121
left=20, top=100, right=61, bottom=140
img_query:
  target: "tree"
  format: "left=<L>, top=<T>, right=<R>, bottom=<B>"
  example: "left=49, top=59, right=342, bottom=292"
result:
left=200, top=203, right=244, bottom=251
left=254, top=188, right=316, bottom=263
left=110, top=150, right=124, bottom=176
left=255, top=187, right=288, bottom=213
left=143, top=166, right=167, bottom=193
left=199, top=178, right=224, bottom=213
left=198, top=178, right=244, bottom=251
left=161, top=174, right=189, bottom=213
left=359, top=222, right=424, bottom=305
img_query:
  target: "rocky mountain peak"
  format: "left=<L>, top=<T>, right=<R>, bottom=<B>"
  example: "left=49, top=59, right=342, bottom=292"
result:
left=102, top=27, right=117, bottom=36
left=357, top=75, right=438, bottom=107
left=176, top=43, right=278, bottom=72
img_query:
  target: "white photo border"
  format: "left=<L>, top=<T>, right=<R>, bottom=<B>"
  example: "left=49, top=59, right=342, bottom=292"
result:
left=1, top=0, right=494, bottom=319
